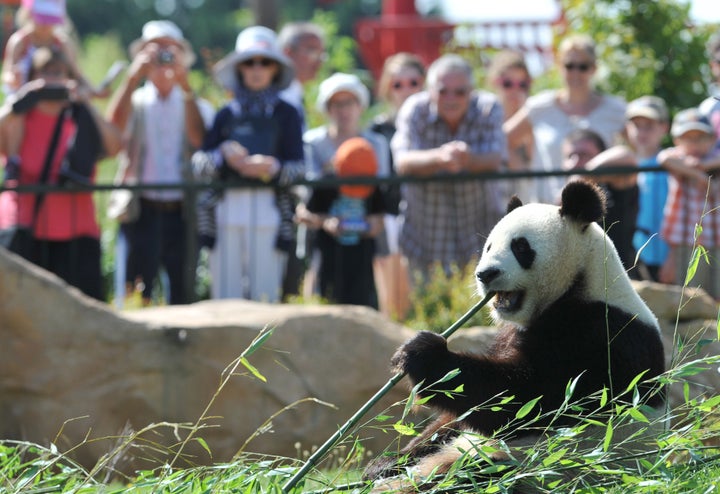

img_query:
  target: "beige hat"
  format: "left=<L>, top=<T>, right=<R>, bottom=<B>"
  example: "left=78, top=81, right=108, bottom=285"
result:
left=316, top=72, right=370, bottom=113
left=626, top=95, right=668, bottom=122
left=213, top=26, right=294, bottom=92
left=129, top=20, right=196, bottom=67
left=671, top=108, right=714, bottom=138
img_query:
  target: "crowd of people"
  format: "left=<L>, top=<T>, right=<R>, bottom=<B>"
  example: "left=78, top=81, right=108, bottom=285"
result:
left=1, top=0, right=720, bottom=314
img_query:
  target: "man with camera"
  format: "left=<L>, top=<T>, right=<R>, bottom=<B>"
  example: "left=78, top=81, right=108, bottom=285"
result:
left=107, top=20, right=214, bottom=306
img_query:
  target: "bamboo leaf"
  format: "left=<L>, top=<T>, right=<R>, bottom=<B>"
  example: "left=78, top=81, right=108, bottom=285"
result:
left=599, top=387, right=608, bottom=408
left=516, top=396, right=542, bottom=420
left=698, top=395, right=720, bottom=412
left=437, top=368, right=461, bottom=383
left=627, top=407, right=649, bottom=423
left=565, top=373, right=584, bottom=400
left=403, top=382, right=422, bottom=419
left=684, top=246, right=704, bottom=285
left=195, top=437, right=212, bottom=458
left=393, top=421, right=419, bottom=436
left=603, top=420, right=613, bottom=452
left=542, top=448, right=568, bottom=467
left=244, top=327, right=275, bottom=357
left=625, top=370, right=649, bottom=395
left=240, top=357, right=266, bottom=382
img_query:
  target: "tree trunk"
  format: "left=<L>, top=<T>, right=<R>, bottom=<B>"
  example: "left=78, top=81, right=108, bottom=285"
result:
left=247, top=0, right=279, bottom=30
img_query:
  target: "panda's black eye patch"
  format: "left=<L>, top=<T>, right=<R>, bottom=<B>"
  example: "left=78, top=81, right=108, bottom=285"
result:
left=511, top=237, right=535, bottom=269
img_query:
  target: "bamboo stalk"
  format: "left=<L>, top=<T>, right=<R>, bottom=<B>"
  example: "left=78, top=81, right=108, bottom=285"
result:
left=282, top=291, right=495, bottom=492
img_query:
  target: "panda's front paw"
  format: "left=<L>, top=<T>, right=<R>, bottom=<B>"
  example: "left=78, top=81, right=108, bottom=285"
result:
left=391, top=331, right=448, bottom=378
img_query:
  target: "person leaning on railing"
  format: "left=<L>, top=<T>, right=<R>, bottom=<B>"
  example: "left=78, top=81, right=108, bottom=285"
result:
left=391, top=53, right=506, bottom=282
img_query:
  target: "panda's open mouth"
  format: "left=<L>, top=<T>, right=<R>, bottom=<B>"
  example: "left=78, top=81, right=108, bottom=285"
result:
left=493, top=291, right=524, bottom=313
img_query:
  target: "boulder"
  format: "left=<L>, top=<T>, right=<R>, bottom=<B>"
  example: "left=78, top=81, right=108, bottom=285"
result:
left=0, top=248, right=414, bottom=472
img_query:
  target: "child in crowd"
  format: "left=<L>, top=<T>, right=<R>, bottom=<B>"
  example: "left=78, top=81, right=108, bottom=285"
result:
left=658, top=108, right=720, bottom=299
left=563, top=128, right=639, bottom=272
left=303, top=137, right=385, bottom=307
left=583, top=96, right=671, bottom=281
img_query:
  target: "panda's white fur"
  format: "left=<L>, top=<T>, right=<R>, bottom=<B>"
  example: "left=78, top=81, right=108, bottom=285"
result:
left=364, top=181, right=666, bottom=492
left=475, top=200, right=658, bottom=330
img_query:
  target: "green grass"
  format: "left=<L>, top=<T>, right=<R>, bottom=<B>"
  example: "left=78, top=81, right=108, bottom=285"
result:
left=3, top=273, right=720, bottom=492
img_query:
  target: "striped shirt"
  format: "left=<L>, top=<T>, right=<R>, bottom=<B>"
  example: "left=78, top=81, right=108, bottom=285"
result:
left=391, top=90, right=507, bottom=269
left=662, top=171, right=720, bottom=248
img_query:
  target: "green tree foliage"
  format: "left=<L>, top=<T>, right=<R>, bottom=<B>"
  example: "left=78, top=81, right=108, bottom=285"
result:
left=561, top=0, right=718, bottom=113
left=66, top=0, right=245, bottom=55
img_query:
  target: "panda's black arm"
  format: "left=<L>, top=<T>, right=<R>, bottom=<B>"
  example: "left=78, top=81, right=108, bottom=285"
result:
left=392, top=331, right=526, bottom=434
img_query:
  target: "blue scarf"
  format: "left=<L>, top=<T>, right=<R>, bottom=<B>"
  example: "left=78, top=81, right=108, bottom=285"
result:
left=234, top=85, right=280, bottom=118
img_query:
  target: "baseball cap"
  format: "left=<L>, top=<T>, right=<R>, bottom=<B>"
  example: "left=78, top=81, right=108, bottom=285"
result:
left=24, top=0, right=65, bottom=26
left=626, top=95, right=668, bottom=122
left=334, top=137, right=378, bottom=199
left=671, top=108, right=715, bottom=138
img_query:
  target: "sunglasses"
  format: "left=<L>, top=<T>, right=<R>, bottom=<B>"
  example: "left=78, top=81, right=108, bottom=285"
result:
left=563, top=62, right=592, bottom=72
left=500, top=78, right=530, bottom=90
left=438, top=87, right=470, bottom=97
left=240, top=58, right=275, bottom=68
left=391, top=78, right=420, bottom=90
left=300, top=48, right=328, bottom=62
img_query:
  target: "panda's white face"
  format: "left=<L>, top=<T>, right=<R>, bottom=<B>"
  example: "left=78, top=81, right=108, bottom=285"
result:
left=475, top=203, right=587, bottom=326
left=475, top=181, right=658, bottom=330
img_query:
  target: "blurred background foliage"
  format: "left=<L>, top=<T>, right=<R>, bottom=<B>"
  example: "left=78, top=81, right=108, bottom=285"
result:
left=64, top=0, right=718, bottom=123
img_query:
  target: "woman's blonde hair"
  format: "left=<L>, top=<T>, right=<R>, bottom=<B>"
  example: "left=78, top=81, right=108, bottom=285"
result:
left=558, top=33, right=597, bottom=63
left=487, top=49, right=530, bottom=82
left=376, top=52, right=426, bottom=102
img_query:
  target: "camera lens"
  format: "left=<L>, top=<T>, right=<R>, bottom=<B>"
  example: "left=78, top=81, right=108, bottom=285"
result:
left=157, top=50, right=174, bottom=65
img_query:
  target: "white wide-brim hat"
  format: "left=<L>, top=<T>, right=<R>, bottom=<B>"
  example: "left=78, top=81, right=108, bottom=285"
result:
left=129, top=20, right=196, bottom=67
left=316, top=72, right=370, bottom=113
left=213, top=25, right=294, bottom=92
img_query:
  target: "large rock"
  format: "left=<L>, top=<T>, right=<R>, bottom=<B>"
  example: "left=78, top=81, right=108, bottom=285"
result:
left=634, top=281, right=720, bottom=414
left=0, top=248, right=415, bottom=472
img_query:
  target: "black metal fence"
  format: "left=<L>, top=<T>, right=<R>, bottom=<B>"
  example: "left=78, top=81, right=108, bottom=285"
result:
left=0, top=165, right=657, bottom=308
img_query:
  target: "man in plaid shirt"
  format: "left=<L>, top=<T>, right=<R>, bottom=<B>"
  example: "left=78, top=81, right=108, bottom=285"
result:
left=658, top=107, right=720, bottom=299
left=391, top=54, right=507, bottom=280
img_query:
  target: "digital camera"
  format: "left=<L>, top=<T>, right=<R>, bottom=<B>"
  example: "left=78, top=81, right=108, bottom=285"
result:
left=157, top=50, right=175, bottom=65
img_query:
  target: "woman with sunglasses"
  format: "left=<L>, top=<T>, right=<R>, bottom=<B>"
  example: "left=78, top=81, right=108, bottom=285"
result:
left=504, top=34, right=626, bottom=204
left=369, top=52, right=425, bottom=320
left=192, top=26, right=305, bottom=302
left=487, top=50, right=533, bottom=172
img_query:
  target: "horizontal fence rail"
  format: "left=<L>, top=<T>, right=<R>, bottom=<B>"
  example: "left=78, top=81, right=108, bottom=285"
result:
left=0, top=165, right=665, bottom=307
left=0, top=164, right=658, bottom=194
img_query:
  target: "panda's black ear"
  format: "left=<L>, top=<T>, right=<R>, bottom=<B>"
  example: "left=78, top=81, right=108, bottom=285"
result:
left=559, top=180, right=606, bottom=224
left=506, top=195, right=523, bottom=214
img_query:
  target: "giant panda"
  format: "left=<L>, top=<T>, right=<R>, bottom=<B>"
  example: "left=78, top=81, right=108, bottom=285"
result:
left=364, top=180, right=666, bottom=491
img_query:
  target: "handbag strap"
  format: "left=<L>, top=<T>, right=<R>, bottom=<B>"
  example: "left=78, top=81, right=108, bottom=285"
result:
left=31, top=106, right=70, bottom=225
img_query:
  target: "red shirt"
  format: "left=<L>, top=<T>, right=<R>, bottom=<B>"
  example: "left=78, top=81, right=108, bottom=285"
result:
left=0, top=107, right=99, bottom=240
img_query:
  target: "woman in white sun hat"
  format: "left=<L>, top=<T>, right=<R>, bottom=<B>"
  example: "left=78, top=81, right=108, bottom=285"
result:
left=192, top=25, right=305, bottom=302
